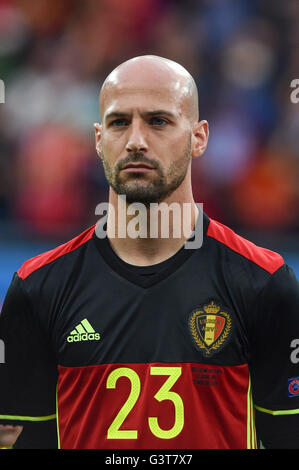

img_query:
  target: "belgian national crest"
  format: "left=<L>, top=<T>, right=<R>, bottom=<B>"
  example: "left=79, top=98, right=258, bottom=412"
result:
left=189, top=301, right=232, bottom=357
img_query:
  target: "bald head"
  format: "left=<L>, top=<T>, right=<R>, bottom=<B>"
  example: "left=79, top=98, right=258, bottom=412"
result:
left=99, top=55, right=199, bottom=123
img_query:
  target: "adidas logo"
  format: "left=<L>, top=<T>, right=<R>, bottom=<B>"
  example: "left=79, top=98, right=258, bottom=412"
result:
left=67, top=318, right=101, bottom=343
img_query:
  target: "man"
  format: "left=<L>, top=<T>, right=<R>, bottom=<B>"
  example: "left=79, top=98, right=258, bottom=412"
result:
left=0, top=55, right=299, bottom=449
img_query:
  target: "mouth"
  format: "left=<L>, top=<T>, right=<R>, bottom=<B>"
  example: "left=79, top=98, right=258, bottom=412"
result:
left=122, top=162, right=155, bottom=173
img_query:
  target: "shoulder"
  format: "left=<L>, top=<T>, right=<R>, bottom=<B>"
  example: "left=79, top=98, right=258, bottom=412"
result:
left=17, top=224, right=96, bottom=281
left=206, top=217, right=284, bottom=275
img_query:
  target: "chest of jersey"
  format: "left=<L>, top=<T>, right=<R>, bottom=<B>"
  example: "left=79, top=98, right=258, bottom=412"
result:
left=54, top=250, right=248, bottom=367
left=51, top=251, right=255, bottom=449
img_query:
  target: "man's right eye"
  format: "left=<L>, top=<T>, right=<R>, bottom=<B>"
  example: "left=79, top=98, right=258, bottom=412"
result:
left=111, top=119, right=129, bottom=127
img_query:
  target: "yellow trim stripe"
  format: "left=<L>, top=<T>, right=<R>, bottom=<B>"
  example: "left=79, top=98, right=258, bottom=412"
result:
left=250, top=391, right=257, bottom=448
left=0, top=413, right=56, bottom=422
left=254, top=405, right=299, bottom=416
left=247, top=375, right=257, bottom=449
left=246, top=376, right=251, bottom=448
left=56, top=383, right=61, bottom=449
left=247, top=375, right=253, bottom=448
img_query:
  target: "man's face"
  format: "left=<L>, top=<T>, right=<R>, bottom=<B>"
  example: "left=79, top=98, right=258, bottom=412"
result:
left=97, top=76, right=194, bottom=206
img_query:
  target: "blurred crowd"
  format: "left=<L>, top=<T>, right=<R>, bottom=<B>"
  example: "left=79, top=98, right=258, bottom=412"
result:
left=0, top=0, right=298, bottom=240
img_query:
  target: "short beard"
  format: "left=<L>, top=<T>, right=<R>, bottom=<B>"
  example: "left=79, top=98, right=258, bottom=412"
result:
left=101, top=136, right=191, bottom=207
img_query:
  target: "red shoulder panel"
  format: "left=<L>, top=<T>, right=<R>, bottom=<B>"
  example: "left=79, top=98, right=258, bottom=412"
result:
left=17, top=225, right=95, bottom=280
left=207, top=219, right=284, bottom=274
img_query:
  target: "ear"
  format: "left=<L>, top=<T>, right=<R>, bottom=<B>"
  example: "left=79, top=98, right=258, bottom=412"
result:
left=93, top=122, right=102, bottom=158
left=191, top=120, right=209, bottom=159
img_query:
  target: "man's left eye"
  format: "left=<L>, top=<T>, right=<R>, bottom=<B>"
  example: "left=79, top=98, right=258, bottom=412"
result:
left=150, top=117, right=167, bottom=126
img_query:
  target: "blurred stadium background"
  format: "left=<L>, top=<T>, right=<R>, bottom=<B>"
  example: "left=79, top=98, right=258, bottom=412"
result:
left=0, top=0, right=298, bottom=306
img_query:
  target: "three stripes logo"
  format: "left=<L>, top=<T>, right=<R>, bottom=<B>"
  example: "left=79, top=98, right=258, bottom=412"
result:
left=67, top=318, right=101, bottom=343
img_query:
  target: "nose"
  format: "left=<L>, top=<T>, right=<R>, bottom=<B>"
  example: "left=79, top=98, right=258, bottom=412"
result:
left=125, top=119, right=148, bottom=153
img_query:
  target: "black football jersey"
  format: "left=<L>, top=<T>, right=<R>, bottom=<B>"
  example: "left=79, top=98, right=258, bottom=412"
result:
left=0, top=213, right=299, bottom=449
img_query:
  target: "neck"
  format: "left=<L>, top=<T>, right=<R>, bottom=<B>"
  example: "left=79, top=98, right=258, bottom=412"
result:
left=105, top=182, right=198, bottom=266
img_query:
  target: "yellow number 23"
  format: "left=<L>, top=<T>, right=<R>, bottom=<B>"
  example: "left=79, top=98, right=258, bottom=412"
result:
left=106, top=366, right=184, bottom=440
